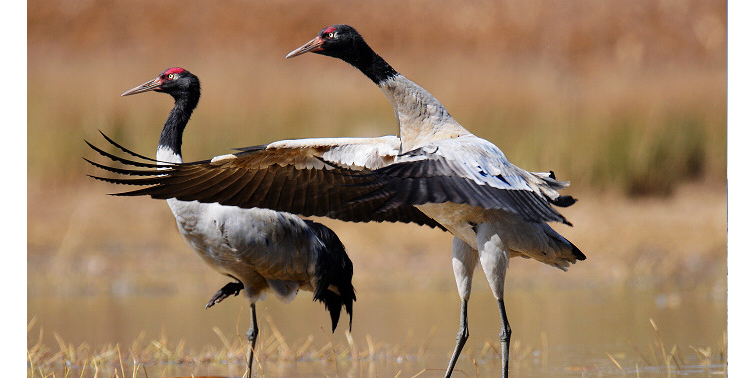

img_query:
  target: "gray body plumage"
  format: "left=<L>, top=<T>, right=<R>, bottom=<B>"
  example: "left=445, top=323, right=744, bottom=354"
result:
left=165, top=183, right=320, bottom=304
left=153, top=113, right=351, bottom=311
left=160, top=147, right=317, bottom=303
left=373, top=73, right=582, bottom=269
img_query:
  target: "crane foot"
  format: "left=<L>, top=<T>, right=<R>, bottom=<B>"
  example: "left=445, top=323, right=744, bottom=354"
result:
left=206, top=281, right=244, bottom=308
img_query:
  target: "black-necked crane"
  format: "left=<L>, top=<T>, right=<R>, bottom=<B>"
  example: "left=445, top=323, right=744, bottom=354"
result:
left=283, top=25, right=585, bottom=378
left=85, top=67, right=356, bottom=376
left=85, top=25, right=584, bottom=378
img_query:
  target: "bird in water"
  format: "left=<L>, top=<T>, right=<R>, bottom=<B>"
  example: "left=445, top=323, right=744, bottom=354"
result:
left=85, top=67, right=356, bottom=376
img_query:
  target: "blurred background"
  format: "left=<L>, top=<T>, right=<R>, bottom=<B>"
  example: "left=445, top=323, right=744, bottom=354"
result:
left=28, top=0, right=726, bottom=376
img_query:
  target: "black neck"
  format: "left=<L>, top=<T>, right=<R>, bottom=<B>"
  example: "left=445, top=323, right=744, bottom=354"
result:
left=158, top=91, right=199, bottom=157
left=340, top=40, right=398, bottom=85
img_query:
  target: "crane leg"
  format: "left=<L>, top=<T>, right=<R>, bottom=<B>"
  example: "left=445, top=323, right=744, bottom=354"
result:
left=445, top=237, right=477, bottom=378
left=477, top=223, right=510, bottom=378
left=444, top=299, right=469, bottom=378
left=246, top=303, right=258, bottom=377
left=497, top=299, right=511, bottom=378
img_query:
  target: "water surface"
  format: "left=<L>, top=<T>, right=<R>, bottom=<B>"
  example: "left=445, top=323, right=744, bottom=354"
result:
left=28, top=285, right=725, bottom=377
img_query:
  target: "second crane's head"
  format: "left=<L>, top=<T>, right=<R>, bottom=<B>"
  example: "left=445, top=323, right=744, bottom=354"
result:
left=121, top=67, right=200, bottom=100
left=285, top=24, right=367, bottom=61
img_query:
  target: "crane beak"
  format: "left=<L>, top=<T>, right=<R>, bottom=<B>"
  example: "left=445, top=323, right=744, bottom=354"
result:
left=285, top=36, right=325, bottom=59
left=121, top=77, right=163, bottom=96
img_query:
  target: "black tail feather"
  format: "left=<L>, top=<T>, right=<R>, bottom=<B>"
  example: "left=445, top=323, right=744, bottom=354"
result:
left=307, top=220, right=356, bottom=332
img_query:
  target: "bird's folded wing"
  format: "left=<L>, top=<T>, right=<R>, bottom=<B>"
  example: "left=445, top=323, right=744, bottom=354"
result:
left=85, top=132, right=444, bottom=229
left=354, top=136, right=575, bottom=225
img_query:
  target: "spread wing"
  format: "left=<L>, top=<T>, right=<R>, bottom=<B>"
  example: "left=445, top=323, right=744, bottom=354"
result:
left=84, top=131, right=445, bottom=229
left=356, top=135, right=576, bottom=225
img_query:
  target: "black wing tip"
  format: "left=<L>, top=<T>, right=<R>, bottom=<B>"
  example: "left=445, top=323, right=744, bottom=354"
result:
left=86, top=131, right=166, bottom=164
left=572, top=243, right=586, bottom=261
left=86, top=174, right=124, bottom=184
left=85, top=174, right=151, bottom=197
left=552, top=195, right=577, bottom=208
left=108, top=188, right=165, bottom=197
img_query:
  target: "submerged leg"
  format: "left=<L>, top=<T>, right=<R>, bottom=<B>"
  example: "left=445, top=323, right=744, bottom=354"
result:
left=246, top=303, right=258, bottom=377
left=445, top=237, right=477, bottom=378
left=476, top=223, right=511, bottom=378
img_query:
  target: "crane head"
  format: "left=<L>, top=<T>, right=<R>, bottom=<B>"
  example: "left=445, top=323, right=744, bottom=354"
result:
left=121, top=67, right=197, bottom=97
left=286, top=24, right=365, bottom=60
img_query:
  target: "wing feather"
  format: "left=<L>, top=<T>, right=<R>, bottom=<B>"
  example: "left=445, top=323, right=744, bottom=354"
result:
left=363, top=136, right=574, bottom=225
left=86, top=132, right=572, bottom=227
left=84, top=133, right=445, bottom=229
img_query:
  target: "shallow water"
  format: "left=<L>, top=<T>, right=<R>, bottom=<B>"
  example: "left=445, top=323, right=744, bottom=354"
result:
left=28, top=284, right=725, bottom=378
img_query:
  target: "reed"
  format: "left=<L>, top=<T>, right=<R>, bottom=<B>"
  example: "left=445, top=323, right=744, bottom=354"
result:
left=29, top=317, right=727, bottom=378
left=28, top=317, right=433, bottom=377
left=614, top=319, right=727, bottom=377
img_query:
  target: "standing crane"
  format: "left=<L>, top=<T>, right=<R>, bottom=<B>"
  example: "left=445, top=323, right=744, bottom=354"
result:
left=85, top=25, right=584, bottom=378
left=85, top=67, right=356, bottom=377
left=283, top=25, right=584, bottom=378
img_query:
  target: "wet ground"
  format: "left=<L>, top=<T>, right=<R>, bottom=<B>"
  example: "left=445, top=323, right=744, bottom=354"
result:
left=28, top=284, right=726, bottom=377
left=27, top=184, right=727, bottom=377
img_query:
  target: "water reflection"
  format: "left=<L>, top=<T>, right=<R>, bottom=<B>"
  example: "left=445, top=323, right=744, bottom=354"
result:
left=28, top=285, right=725, bottom=377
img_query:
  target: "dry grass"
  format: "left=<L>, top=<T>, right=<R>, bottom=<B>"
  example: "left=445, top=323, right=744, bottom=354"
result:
left=27, top=316, right=446, bottom=378
left=606, top=319, right=727, bottom=377
left=28, top=317, right=727, bottom=378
